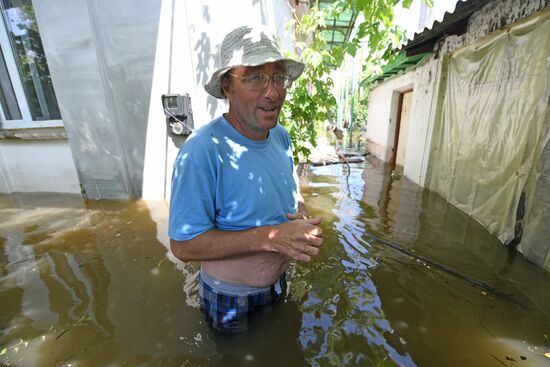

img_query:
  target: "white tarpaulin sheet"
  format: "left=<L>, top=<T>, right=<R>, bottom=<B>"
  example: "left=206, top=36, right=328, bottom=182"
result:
left=427, top=11, right=550, bottom=271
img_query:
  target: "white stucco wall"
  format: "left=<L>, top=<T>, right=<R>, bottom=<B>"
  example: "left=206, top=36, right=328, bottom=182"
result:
left=0, top=140, right=80, bottom=193
left=365, top=56, right=452, bottom=187
left=402, top=59, right=443, bottom=186
left=365, top=72, right=415, bottom=162
left=142, top=0, right=296, bottom=200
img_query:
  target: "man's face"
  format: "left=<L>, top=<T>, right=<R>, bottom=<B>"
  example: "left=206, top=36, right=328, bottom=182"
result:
left=222, top=61, right=287, bottom=141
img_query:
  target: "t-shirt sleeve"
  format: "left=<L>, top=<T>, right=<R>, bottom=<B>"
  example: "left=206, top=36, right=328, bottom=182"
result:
left=280, top=126, right=295, bottom=171
left=283, top=128, right=300, bottom=212
left=168, top=151, right=216, bottom=241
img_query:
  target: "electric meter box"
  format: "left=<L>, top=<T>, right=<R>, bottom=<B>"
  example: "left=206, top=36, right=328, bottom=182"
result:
left=161, top=93, right=194, bottom=136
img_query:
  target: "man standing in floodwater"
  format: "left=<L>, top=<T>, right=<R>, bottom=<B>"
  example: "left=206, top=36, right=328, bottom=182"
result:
left=168, top=25, right=324, bottom=333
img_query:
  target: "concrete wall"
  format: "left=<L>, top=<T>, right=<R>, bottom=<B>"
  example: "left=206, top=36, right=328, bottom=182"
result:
left=457, top=0, right=549, bottom=49
left=0, top=139, right=80, bottom=193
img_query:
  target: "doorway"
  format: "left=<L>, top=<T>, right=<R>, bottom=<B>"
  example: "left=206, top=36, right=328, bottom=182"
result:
left=392, top=90, right=413, bottom=170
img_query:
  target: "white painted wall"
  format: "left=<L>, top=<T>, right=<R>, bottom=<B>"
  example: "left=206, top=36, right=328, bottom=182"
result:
left=142, top=0, right=296, bottom=200
left=365, top=55, right=442, bottom=187
left=403, top=59, right=443, bottom=186
left=0, top=140, right=80, bottom=193
left=365, top=72, right=414, bottom=162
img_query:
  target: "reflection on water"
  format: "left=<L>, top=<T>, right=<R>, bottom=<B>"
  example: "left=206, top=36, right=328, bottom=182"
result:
left=1, top=158, right=550, bottom=366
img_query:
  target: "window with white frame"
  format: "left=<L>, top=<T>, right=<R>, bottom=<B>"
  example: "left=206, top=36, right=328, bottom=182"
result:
left=0, top=0, right=62, bottom=129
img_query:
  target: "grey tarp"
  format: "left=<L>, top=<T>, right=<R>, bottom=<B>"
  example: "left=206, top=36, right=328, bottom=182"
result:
left=427, top=10, right=550, bottom=271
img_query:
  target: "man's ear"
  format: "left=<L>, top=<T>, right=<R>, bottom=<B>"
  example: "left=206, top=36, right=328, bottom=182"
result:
left=221, top=77, right=232, bottom=100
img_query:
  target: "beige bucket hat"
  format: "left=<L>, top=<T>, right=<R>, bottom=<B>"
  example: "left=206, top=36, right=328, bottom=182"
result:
left=204, top=25, right=305, bottom=99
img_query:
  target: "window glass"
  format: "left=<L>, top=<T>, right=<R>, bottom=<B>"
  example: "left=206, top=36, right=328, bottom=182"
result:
left=0, top=0, right=60, bottom=121
left=0, top=44, right=21, bottom=120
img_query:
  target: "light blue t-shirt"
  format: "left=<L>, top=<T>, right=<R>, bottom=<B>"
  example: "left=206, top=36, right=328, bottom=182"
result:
left=168, top=116, right=298, bottom=241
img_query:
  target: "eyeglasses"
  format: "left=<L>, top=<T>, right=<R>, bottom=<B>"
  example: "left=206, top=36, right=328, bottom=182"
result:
left=227, top=72, right=292, bottom=90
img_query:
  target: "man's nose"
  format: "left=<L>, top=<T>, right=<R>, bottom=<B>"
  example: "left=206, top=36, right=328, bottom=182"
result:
left=263, top=77, right=280, bottom=99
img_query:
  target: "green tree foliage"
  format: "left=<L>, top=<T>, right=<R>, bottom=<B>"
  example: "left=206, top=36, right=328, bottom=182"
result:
left=354, top=97, right=369, bottom=128
left=281, top=0, right=431, bottom=163
left=280, top=7, right=339, bottom=164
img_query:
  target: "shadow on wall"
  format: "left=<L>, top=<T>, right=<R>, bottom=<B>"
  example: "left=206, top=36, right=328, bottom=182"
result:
left=195, top=2, right=222, bottom=119
left=195, top=30, right=221, bottom=118
left=202, top=4, right=211, bottom=23
left=66, top=108, right=131, bottom=200
left=45, top=0, right=164, bottom=200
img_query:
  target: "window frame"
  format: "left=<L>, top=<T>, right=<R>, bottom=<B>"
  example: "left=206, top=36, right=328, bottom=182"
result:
left=0, top=3, right=63, bottom=130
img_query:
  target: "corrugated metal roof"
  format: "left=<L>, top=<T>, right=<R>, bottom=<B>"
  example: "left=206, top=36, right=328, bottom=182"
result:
left=361, top=51, right=432, bottom=85
left=402, top=0, right=493, bottom=56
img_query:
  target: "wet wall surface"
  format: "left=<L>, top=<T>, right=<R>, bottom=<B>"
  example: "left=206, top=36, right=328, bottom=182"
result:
left=1, top=159, right=549, bottom=366
left=34, top=0, right=162, bottom=199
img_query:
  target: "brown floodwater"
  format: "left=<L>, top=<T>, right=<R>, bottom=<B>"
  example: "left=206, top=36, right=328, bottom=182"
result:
left=1, top=157, right=550, bottom=367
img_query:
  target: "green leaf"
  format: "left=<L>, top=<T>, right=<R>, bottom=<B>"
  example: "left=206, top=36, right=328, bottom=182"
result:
left=357, top=0, right=368, bottom=10
left=347, top=42, right=358, bottom=57
left=282, top=0, right=404, bottom=162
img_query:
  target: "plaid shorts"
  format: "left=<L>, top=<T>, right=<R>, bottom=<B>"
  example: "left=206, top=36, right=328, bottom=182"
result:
left=199, top=270, right=287, bottom=333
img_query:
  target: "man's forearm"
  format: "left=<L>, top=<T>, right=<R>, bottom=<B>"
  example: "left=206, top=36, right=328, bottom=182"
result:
left=170, top=217, right=324, bottom=263
left=170, top=227, right=271, bottom=262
